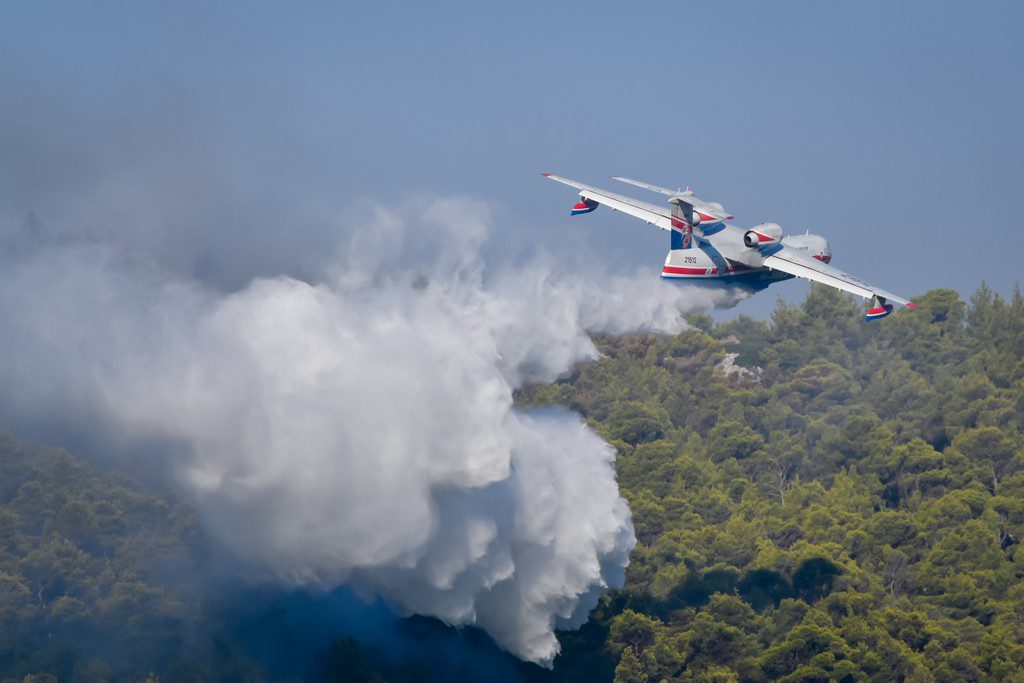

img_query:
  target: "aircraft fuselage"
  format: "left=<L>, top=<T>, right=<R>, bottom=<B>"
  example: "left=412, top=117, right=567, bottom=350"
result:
left=661, top=222, right=827, bottom=292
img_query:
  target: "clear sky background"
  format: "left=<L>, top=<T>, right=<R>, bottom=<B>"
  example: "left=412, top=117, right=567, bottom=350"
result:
left=2, top=1, right=1022, bottom=318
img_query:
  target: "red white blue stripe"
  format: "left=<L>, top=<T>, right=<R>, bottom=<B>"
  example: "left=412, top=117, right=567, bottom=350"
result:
left=571, top=199, right=598, bottom=215
left=866, top=303, right=894, bottom=320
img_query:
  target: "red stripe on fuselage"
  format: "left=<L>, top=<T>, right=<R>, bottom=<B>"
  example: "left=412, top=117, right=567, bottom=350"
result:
left=663, top=266, right=708, bottom=275
left=664, top=263, right=756, bottom=276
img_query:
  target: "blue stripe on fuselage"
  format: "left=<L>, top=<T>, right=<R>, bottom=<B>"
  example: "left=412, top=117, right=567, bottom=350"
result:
left=698, top=241, right=731, bottom=271
left=662, top=268, right=794, bottom=293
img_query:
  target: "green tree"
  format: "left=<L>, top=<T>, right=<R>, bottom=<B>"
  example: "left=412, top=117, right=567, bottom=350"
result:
left=613, top=646, right=647, bottom=683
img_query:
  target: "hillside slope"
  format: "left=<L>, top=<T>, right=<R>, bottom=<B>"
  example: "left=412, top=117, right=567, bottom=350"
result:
left=520, top=284, right=1024, bottom=682
left=0, top=284, right=1021, bottom=682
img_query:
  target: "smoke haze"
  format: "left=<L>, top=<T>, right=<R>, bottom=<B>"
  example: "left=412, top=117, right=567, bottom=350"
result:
left=0, top=106, right=746, bottom=662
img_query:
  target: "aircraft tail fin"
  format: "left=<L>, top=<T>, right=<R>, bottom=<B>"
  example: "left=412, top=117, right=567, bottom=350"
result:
left=669, top=197, right=696, bottom=250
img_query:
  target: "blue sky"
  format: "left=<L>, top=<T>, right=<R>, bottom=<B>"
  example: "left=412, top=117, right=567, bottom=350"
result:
left=2, top=1, right=1022, bottom=317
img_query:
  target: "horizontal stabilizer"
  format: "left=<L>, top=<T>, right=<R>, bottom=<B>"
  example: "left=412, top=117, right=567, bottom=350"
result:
left=611, top=176, right=680, bottom=197
left=612, top=176, right=733, bottom=221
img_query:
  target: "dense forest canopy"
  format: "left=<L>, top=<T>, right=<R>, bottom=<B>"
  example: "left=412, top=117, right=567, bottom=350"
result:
left=1, top=283, right=1022, bottom=682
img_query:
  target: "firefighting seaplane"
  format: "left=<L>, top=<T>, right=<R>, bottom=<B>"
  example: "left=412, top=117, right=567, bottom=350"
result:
left=542, top=174, right=917, bottom=320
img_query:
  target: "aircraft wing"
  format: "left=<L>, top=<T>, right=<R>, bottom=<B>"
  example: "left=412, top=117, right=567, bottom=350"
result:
left=541, top=174, right=673, bottom=231
left=764, top=248, right=917, bottom=307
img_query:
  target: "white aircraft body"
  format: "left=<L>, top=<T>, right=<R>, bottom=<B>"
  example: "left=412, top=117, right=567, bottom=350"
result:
left=542, top=174, right=917, bottom=320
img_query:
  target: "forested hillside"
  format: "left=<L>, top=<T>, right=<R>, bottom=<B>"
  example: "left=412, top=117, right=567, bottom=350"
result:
left=0, top=436, right=277, bottom=681
left=519, top=284, right=1024, bottom=682
left=0, top=284, right=1022, bottom=682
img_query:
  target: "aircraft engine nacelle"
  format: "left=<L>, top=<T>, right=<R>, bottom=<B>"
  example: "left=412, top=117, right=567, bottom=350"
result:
left=781, top=233, right=831, bottom=263
left=743, top=222, right=783, bottom=248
